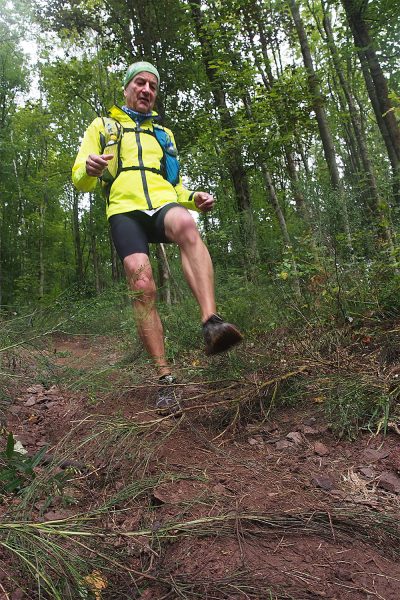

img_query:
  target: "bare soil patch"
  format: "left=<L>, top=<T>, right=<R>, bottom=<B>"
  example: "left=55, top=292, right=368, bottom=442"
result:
left=1, top=331, right=400, bottom=599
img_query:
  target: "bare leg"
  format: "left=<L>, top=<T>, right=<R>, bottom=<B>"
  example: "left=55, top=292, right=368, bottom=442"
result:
left=164, top=207, right=216, bottom=322
left=123, top=253, right=170, bottom=377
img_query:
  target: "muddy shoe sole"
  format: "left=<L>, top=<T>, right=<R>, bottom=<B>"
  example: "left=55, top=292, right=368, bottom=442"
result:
left=155, top=399, right=183, bottom=417
left=203, top=317, right=243, bottom=356
left=156, top=375, right=183, bottom=417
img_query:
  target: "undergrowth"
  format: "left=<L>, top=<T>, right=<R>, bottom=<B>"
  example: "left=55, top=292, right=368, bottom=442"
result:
left=0, top=266, right=400, bottom=596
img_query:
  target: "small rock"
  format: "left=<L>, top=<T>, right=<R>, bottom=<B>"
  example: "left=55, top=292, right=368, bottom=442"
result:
left=212, top=483, right=226, bottom=494
left=303, top=417, right=316, bottom=426
left=26, top=385, right=44, bottom=394
left=303, top=425, right=318, bottom=435
left=34, top=393, right=46, bottom=403
left=264, top=422, right=279, bottom=433
left=43, top=510, right=69, bottom=521
left=276, top=440, right=292, bottom=450
left=11, top=590, right=24, bottom=600
left=24, top=397, right=37, bottom=407
left=377, top=471, right=400, bottom=494
left=312, top=475, right=334, bottom=491
left=9, top=405, right=22, bottom=415
left=362, top=448, right=390, bottom=463
left=43, top=402, right=57, bottom=409
left=286, top=431, right=303, bottom=445
left=248, top=437, right=259, bottom=446
left=314, top=442, right=330, bottom=456
left=45, top=385, right=60, bottom=396
left=334, top=568, right=353, bottom=582
left=315, top=425, right=329, bottom=434
left=386, top=449, right=400, bottom=473
left=359, top=466, right=375, bottom=479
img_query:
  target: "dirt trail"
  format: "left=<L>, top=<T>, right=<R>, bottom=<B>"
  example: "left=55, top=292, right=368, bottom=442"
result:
left=3, top=334, right=400, bottom=599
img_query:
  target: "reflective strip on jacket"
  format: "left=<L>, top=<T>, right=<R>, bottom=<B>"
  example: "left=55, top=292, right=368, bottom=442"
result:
left=72, top=105, right=198, bottom=219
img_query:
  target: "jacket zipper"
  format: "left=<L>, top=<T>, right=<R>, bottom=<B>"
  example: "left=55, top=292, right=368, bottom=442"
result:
left=135, top=119, right=153, bottom=209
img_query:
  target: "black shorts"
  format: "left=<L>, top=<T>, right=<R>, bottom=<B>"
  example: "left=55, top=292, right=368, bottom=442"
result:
left=109, top=203, right=182, bottom=260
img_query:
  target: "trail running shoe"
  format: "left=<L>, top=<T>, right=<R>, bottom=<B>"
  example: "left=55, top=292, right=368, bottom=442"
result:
left=155, top=375, right=182, bottom=417
left=202, top=314, right=243, bottom=355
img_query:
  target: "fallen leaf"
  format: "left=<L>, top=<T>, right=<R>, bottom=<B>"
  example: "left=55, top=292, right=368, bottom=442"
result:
left=313, top=396, right=325, bottom=404
left=83, top=570, right=107, bottom=599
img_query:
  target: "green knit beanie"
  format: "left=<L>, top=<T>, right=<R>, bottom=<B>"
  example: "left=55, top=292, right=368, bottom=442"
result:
left=123, top=61, right=160, bottom=88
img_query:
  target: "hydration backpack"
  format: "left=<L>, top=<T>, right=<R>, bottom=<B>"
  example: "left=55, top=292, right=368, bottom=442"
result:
left=99, top=117, right=180, bottom=196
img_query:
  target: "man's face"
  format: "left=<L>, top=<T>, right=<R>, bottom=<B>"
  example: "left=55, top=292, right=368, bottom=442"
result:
left=124, top=71, right=158, bottom=113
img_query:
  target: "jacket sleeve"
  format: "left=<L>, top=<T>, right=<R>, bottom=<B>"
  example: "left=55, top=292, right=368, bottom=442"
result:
left=168, top=129, right=199, bottom=212
left=72, top=118, right=104, bottom=192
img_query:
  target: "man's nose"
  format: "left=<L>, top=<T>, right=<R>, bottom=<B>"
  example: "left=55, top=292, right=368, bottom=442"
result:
left=142, top=82, right=151, bottom=93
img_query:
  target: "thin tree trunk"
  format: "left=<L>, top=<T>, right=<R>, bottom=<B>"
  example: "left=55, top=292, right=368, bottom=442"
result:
left=89, top=194, right=101, bottom=294
left=322, top=3, right=393, bottom=245
left=341, top=0, right=400, bottom=202
left=0, top=207, right=2, bottom=308
left=288, top=0, right=341, bottom=189
left=261, top=163, right=302, bottom=300
left=190, top=0, right=259, bottom=269
left=109, top=227, right=119, bottom=282
left=155, top=244, right=172, bottom=305
left=72, top=188, right=84, bottom=284
left=288, top=0, right=353, bottom=254
left=39, top=197, right=46, bottom=300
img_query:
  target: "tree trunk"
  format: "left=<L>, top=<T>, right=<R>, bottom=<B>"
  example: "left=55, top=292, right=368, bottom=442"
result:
left=72, top=188, right=84, bottom=284
left=38, top=197, right=46, bottom=300
left=261, top=163, right=302, bottom=300
left=89, top=194, right=101, bottom=294
left=322, top=2, right=393, bottom=244
left=190, top=0, right=258, bottom=268
left=109, top=227, right=119, bottom=282
left=288, top=0, right=353, bottom=254
left=341, top=0, right=400, bottom=202
left=288, top=0, right=341, bottom=189
left=155, top=244, right=172, bottom=305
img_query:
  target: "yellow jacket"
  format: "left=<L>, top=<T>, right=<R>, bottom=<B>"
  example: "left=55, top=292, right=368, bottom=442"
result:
left=72, top=106, right=197, bottom=219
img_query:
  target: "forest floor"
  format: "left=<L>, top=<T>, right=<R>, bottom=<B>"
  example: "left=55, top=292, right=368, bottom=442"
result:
left=1, top=322, right=400, bottom=599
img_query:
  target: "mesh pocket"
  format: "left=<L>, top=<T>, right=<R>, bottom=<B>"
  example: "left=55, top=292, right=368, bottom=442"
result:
left=102, top=139, right=119, bottom=183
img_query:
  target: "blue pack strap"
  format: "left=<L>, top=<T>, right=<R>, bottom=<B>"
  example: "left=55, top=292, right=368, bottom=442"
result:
left=153, top=126, right=180, bottom=186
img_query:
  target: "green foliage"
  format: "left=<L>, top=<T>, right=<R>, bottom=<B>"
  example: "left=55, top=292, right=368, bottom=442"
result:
left=0, top=432, right=47, bottom=495
left=322, top=376, right=392, bottom=440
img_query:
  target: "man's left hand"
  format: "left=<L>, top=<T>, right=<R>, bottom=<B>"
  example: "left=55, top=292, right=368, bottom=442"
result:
left=194, top=192, right=215, bottom=212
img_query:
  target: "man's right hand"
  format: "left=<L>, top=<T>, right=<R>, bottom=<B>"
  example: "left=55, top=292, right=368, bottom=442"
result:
left=86, top=154, right=114, bottom=177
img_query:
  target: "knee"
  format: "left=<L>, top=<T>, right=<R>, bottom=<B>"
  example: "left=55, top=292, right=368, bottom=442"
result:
left=127, top=270, right=157, bottom=302
left=172, top=216, right=200, bottom=247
